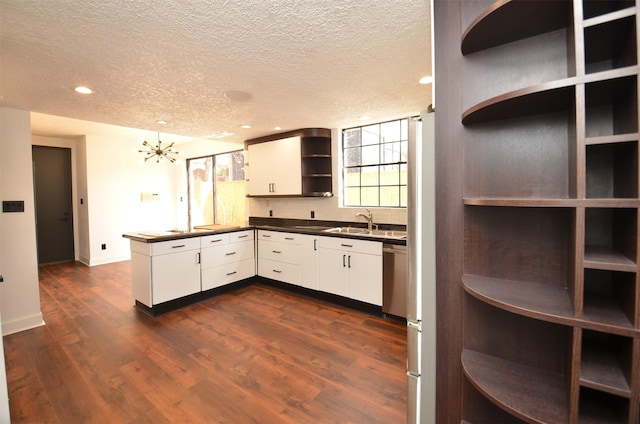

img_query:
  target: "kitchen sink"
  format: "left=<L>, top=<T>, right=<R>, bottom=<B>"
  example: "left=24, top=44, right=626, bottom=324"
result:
left=323, top=227, right=407, bottom=239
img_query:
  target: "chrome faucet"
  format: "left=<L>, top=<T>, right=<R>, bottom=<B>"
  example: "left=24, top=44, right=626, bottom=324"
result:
left=355, top=209, right=374, bottom=232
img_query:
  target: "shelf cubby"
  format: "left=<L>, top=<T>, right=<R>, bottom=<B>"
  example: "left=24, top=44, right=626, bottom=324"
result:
left=581, top=329, right=633, bottom=397
left=586, top=141, right=638, bottom=199
left=583, top=1, right=635, bottom=21
left=582, top=269, right=637, bottom=332
left=584, top=13, right=637, bottom=74
left=464, top=111, right=571, bottom=198
left=579, top=387, right=630, bottom=423
left=462, top=376, right=527, bottom=423
left=584, top=208, right=637, bottom=272
left=585, top=74, right=638, bottom=137
left=463, top=296, right=572, bottom=423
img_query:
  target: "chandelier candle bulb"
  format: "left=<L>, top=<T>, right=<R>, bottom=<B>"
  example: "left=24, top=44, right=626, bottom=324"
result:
left=137, top=132, right=181, bottom=164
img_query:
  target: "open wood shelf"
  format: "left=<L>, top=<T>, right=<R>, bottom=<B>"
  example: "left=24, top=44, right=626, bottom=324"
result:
left=462, top=349, right=569, bottom=423
left=437, top=0, right=640, bottom=421
left=461, top=0, right=570, bottom=55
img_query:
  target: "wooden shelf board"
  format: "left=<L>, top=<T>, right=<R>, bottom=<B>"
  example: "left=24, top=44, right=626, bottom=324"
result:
left=302, top=154, right=331, bottom=158
left=302, top=174, right=331, bottom=178
left=584, top=247, right=637, bottom=273
left=581, top=344, right=631, bottom=398
left=463, top=66, right=639, bottom=125
left=582, top=292, right=635, bottom=332
left=585, top=133, right=639, bottom=146
left=461, top=0, right=569, bottom=55
left=463, top=274, right=574, bottom=324
left=462, top=349, right=569, bottom=423
left=464, top=198, right=640, bottom=208
left=583, top=6, right=636, bottom=29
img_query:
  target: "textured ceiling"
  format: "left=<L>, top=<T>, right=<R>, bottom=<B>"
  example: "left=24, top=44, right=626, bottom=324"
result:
left=1, top=0, right=431, bottom=143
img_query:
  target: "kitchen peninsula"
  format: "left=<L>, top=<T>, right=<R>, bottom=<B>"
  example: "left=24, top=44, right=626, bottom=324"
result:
left=123, top=218, right=406, bottom=316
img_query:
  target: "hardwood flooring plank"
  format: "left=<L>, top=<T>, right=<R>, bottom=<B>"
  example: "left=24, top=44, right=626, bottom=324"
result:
left=5, top=261, right=407, bottom=423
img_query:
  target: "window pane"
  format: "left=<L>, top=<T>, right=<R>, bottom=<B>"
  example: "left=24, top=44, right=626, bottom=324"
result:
left=360, top=165, right=379, bottom=186
left=380, top=164, right=399, bottom=186
left=380, top=186, right=399, bottom=207
left=214, top=151, right=246, bottom=225
left=345, top=187, right=361, bottom=206
left=361, top=144, right=379, bottom=166
left=344, top=147, right=361, bottom=167
left=400, top=118, right=408, bottom=141
left=400, top=140, right=408, bottom=162
left=381, top=120, right=401, bottom=143
left=400, top=185, right=408, bottom=207
left=381, top=141, right=401, bottom=164
left=400, top=163, right=408, bottom=185
left=345, top=167, right=360, bottom=187
left=188, top=157, right=214, bottom=227
left=361, top=187, right=379, bottom=206
left=344, top=128, right=361, bottom=147
left=362, top=124, right=380, bottom=146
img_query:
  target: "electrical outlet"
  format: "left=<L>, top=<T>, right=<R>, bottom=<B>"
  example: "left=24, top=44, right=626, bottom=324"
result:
left=269, top=210, right=273, bottom=217
left=310, top=211, right=315, bottom=218
left=101, top=243, right=106, bottom=250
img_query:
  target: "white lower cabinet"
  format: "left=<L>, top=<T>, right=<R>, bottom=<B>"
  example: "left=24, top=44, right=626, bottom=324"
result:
left=257, top=230, right=302, bottom=284
left=201, top=230, right=255, bottom=290
left=317, top=237, right=382, bottom=306
left=300, top=234, right=320, bottom=290
left=131, top=237, right=202, bottom=306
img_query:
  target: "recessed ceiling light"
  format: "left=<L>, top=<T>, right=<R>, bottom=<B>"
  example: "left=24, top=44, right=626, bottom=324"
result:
left=274, top=126, right=282, bottom=131
left=359, top=115, right=370, bottom=121
left=156, top=120, right=167, bottom=125
left=240, top=124, right=252, bottom=129
left=224, top=91, right=252, bottom=102
left=419, top=76, right=433, bottom=85
left=74, top=86, right=93, bottom=94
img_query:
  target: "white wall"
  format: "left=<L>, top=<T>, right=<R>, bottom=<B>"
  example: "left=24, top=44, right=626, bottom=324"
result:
left=0, top=107, right=44, bottom=335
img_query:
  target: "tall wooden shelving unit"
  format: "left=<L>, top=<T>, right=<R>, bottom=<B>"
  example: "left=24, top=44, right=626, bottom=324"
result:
left=434, top=0, right=639, bottom=422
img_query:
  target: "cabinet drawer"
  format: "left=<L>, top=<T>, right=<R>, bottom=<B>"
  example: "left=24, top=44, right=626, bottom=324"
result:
left=230, top=230, right=254, bottom=242
left=150, top=238, right=200, bottom=256
left=258, top=239, right=301, bottom=265
left=258, top=258, right=300, bottom=285
left=317, top=237, right=382, bottom=256
left=201, top=240, right=254, bottom=268
left=201, top=258, right=256, bottom=290
left=200, top=233, right=230, bottom=247
left=257, top=230, right=302, bottom=244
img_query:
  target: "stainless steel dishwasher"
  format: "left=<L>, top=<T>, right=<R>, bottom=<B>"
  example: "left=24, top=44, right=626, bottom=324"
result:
left=382, top=243, right=407, bottom=318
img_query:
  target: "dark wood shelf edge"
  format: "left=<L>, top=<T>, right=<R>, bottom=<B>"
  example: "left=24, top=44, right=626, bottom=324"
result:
left=244, top=128, right=331, bottom=147
left=585, top=133, right=639, bottom=145
left=584, top=248, right=637, bottom=272
left=461, top=349, right=569, bottom=423
left=464, top=274, right=640, bottom=337
left=583, top=6, right=636, bottom=28
left=303, top=174, right=331, bottom=178
left=247, top=193, right=333, bottom=198
left=461, top=0, right=569, bottom=55
left=464, top=198, right=640, bottom=208
left=462, top=66, right=639, bottom=125
left=302, top=154, right=331, bottom=158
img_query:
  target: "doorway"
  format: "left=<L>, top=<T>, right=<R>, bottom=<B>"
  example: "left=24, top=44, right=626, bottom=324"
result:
left=32, top=146, right=74, bottom=264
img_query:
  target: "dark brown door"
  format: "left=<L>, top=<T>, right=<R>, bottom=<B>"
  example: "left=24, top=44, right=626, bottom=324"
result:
left=32, top=146, right=74, bottom=264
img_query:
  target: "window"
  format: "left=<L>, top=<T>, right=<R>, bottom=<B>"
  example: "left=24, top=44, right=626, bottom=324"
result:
left=342, top=118, right=408, bottom=207
left=187, top=150, right=245, bottom=228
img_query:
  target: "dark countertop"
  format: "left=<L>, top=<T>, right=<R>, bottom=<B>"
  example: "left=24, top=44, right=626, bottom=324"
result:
left=123, top=217, right=407, bottom=246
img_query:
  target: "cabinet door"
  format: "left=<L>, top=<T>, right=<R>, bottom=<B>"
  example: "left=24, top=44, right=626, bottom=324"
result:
left=270, top=136, right=301, bottom=195
left=152, top=250, right=201, bottom=304
left=318, top=248, right=348, bottom=297
left=247, top=142, right=273, bottom=195
left=348, top=252, right=382, bottom=306
left=300, top=235, right=319, bottom=290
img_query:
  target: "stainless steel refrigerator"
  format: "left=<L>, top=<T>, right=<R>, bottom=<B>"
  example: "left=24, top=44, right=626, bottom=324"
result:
left=407, top=110, right=436, bottom=423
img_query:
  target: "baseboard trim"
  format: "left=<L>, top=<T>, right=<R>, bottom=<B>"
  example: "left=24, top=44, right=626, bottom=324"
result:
left=2, top=312, right=45, bottom=336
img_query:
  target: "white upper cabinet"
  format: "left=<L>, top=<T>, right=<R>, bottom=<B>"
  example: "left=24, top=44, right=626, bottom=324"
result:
left=247, top=136, right=302, bottom=196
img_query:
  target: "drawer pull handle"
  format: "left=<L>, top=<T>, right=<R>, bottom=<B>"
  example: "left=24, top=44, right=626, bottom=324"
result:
left=210, top=239, right=223, bottom=243
left=341, top=244, right=353, bottom=248
left=238, top=234, right=249, bottom=238
left=285, top=237, right=294, bottom=240
left=272, top=250, right=281, bottom=254
left=172, top=244, right=186, bottom=249
left=262, top=234, right=271, bottom=238
left=225, top=252, right=236, bottom=256
left=226, top=271, right=237, bottom=276
left=273, top=269, right=282, bottom=273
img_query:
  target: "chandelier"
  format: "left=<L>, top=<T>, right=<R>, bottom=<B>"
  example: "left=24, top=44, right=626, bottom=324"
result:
left=138, top=132, right=181, bottom=164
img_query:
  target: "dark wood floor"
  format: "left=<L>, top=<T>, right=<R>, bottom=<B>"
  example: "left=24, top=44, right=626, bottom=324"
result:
left=4, top=261, right=407, bottom=423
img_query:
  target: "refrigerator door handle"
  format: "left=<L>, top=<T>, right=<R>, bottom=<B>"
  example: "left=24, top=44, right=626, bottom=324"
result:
left=407, top=319, right=422, bottom=377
